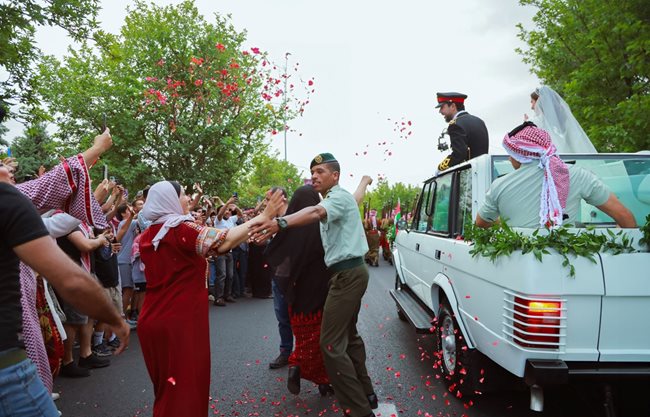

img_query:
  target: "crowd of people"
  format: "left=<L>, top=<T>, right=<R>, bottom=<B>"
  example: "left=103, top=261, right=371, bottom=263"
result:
left=0, top=103, right=384, bottom=417
left=1, top=84, right=631, bottom=417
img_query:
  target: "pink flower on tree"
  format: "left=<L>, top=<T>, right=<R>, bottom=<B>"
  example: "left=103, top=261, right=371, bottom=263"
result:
left=215, top=43, right=225, bottom=52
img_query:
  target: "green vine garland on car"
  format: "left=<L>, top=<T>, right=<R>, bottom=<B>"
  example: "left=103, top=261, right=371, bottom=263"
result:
left=640, top=214, right=650, bottom=247
left=464, top=221, right=636, bottom=278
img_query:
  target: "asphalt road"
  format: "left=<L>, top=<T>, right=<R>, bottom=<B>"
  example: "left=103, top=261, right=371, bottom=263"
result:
left=55, top=259, right=649, bottom=417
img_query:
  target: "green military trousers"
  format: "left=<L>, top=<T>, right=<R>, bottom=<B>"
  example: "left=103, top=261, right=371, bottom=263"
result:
left=320, top=263, right=373, bottom=417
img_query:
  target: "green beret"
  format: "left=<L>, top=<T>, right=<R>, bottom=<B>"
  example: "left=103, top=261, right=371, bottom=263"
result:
left=310, top=152, right=338, bottom=169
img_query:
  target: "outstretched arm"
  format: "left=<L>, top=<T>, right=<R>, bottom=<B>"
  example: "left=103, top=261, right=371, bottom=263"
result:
left=352, top=175, right=373, bottom=205
left=82, top=128, right=112, bottom=167
left=216, top=189, right=286, bottom=252
left=14, top=236, right=130, bottom=354
left=597, top=193, right=637, bottom=228
left=248, top=205, right=326, bottom=243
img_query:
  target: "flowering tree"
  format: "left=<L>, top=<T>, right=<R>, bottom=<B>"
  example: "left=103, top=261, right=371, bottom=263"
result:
left=36, top=0, right=313, bottom=194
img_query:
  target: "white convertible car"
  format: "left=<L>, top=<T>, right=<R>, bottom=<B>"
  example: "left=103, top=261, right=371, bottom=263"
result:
left=391, top=153, right=650, bottom=414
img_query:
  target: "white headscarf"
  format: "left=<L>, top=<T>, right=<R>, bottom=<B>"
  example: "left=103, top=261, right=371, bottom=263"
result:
left=140, top=181, right=194, bottom=250
left=41, top=211, right=82, bottom=239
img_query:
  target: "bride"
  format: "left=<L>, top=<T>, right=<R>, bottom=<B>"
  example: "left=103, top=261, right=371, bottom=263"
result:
left=525, top=86, right=597, bottom=153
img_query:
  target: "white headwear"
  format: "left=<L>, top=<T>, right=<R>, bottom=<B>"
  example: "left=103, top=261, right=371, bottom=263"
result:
left=41, top=211, right=82, bottom=239
left=140, top=181, right=194, bottom=250
left=533, top=86, right=597, bottom=154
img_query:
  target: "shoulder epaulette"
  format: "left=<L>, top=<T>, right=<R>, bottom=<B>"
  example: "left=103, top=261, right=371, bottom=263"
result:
left=438, top=157, right=451, bottom=171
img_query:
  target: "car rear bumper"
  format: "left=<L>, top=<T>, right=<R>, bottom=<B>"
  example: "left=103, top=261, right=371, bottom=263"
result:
left=524, top=359, right=650, bottom=386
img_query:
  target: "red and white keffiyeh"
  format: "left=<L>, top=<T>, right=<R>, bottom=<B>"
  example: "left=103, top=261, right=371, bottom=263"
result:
left=503, top=125, right=569, bottom=227
left=17, top=154, right=107, bottom=229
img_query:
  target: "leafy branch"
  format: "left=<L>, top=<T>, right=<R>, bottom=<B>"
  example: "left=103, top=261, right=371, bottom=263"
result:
left=640, top=214, right=650, bottom=247
left=464, top=221, right=636, bottom=277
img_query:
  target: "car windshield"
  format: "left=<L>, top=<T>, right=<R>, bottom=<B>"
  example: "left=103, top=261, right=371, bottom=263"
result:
left=492, top=155, right=650, bottom=226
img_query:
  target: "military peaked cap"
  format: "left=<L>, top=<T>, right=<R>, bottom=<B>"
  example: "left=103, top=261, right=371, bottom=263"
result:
left=435, top=92, right=468, bottom=108
left=310, top=152, right=338, bottom=169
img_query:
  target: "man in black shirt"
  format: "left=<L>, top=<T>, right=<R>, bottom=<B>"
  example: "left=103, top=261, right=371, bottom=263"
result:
left=0, top=171, right=129, bottom=416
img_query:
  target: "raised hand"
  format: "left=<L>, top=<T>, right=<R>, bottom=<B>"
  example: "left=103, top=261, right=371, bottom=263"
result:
left=94, top=128, right=113, bottom=154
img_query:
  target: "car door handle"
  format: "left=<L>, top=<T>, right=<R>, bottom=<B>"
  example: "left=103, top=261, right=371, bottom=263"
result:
left=435, top=250, right=441, bottom=260
left=415, top=243, right=420, bottom=251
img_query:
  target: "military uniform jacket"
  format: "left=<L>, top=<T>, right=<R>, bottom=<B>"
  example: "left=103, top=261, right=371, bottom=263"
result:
left=438, top=112, right=489, bottom=171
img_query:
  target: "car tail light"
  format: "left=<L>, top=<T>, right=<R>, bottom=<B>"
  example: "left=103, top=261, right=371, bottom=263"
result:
left=512, top=296, right=562, bottom=348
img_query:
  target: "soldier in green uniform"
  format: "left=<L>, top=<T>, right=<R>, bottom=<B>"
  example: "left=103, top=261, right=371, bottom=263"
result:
left=249, top=153, right=378, bottom=417
left=435, top=92, right=489, bottom=171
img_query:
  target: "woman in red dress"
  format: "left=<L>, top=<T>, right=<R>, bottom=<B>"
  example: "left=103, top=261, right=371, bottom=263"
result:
left=137, top=181, right=282, bottom=417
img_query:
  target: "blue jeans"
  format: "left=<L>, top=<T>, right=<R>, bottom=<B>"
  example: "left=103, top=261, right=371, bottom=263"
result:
left=272, top=278, right=293, bottom=356
left=208, top=258, right=217, bottom=287
left=214, top=253, right=234, bottom=299
left=232, top=247, right=248, bottom=297
left=0, top=357, right=59, bottom=417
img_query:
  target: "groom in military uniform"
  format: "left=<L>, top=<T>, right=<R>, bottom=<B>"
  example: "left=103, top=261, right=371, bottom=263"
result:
left=435, top=92, right=489, bottom=171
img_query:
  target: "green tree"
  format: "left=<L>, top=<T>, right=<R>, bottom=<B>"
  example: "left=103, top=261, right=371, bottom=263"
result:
left=235, top=151, right=304, bottom=208
left=35, top=0, right=311, bottom=194
left=0, top=0, right=100, bottom=113
left=0, top=124, right=8, bottom=148
left=361, top=178, right=419, bottom=219
left=517, top=0, right=650, bottom=152
left=10, top=122, right=58, bottom=182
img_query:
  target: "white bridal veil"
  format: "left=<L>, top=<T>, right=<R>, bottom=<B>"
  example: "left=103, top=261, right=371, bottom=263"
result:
left=532, top=86, right=597, bottom=154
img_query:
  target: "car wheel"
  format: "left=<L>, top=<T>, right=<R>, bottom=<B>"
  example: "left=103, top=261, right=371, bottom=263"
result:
left=394, top=273, right=407, bottom=322
left=435, top=301, right=479, bottom=395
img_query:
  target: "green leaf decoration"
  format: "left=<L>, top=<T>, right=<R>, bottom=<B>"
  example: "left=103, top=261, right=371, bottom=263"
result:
left=464, top=220, right=636, bottom=278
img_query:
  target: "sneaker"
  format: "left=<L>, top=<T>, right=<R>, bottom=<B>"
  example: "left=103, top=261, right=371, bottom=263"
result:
left=107, top=337, right=120, bottom=350
left=92, top=341, right=112, bottom=357
left=79, top=352, right=110, bottom=369
left=269, top=354, right=290, bottom=369
left=213, top=298, right=226, bottom=307
left=60, top=361, right=90, bottom=378
left=208, top=294, right=216, bottom=302
left=126, top=319, right=137, bottom=330
left=51, top=392, right=60, bottom=401
left=225, top=296, right=236, bottom=303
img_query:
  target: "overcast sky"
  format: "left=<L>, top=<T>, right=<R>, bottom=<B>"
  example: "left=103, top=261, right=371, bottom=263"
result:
left=6, top=0, right=540, bottom=190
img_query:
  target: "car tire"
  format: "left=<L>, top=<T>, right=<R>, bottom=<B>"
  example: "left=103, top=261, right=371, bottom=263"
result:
left=435, top=301, right=480, bottom=396
left=394, top=273, right=407, bottom=322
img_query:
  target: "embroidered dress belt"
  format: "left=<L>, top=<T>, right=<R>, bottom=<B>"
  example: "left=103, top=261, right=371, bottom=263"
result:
left=328, top=257, right=364, bottom=274
left=0, top=348, right=27, bottom=370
